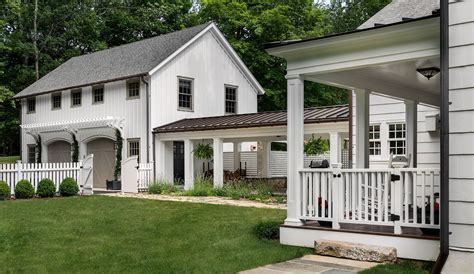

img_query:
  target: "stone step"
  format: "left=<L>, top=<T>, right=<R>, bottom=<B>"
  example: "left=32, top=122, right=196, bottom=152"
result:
left=314, top=240, right=397, bottom=263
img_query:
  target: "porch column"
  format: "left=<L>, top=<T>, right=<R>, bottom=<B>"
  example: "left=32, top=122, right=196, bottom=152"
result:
left=286, top=75, right=304, bottom=226
left=355, top=89, right=370, bottom=168
left=156, top=140, right=174, bottom=184
left=184, top=139, right=194, bottom=190
left=213, top=138, right=224, bottom=187
left=257, top=141, right=272, bottom=177
left=41, top=142, right=48, bottom=163
left=233, top=142, right=241, bottom=170
left=329, top=132, right=342, bottom=165
left=405, top=100, right=418, bottom=167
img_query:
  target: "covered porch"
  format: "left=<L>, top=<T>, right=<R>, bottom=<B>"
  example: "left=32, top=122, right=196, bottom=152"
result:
left=152, top=106, right=349, bottom=190
left=266, top=16, right=441, bottom=260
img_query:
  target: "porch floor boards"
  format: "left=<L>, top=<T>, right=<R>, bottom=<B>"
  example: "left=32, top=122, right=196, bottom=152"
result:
left=284, top=221, right=439, bottom=240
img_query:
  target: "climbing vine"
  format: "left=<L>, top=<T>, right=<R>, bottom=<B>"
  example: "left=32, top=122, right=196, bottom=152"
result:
left=72, top=134, right=79, bottom=162
left=36, top=135, right=42, bottom=163
left=114, top=129, right=123, bottom=181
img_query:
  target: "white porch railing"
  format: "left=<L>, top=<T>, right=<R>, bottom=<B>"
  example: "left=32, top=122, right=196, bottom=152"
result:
left=300, top=167, right=440, bottom=233
left=0, top=155, right=94, bottom=195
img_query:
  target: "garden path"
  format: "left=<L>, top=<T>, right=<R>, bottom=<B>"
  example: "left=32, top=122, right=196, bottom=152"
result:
left=101, top=193, right=286, bottom=209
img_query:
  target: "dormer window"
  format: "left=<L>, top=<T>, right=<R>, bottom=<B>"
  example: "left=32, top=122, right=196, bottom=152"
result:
left=127, top=80, right=140, bottom=99
left=27, top=97, right=36, bottom=114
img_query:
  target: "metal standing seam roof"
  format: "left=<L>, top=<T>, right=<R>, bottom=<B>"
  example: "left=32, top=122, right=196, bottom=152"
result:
left=14, top=22, right=213, bottom=99
left=153, top=105, right=349, bottom=134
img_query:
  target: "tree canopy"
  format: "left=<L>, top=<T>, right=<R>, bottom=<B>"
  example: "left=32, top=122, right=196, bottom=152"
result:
left=0, top=0, right=390, bottom=155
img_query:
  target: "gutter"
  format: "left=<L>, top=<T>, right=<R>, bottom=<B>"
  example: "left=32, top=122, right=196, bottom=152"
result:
left=141, top=75, right=151, bottom=164
left=434, top=0, right=449, bottom=273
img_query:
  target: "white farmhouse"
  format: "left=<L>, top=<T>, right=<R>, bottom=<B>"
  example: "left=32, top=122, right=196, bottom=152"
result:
left=14, top=22, right=264, bottom=189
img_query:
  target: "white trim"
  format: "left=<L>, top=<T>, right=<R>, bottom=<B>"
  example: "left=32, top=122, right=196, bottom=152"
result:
left=148, top=23, right=265, bottom=95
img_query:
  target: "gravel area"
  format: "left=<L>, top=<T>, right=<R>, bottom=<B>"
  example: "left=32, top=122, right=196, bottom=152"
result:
left=100, top=192, right=287, bottom=209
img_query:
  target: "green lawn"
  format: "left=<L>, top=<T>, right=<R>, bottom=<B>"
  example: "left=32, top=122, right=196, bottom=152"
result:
left=361, top=260, right=432, bottom=274
left=0, top=196, right=309, bottom=273
left=0, top=155, right=20, bottom=163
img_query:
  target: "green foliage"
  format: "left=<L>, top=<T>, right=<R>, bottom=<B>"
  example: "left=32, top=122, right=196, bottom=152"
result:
left=148, top=180, right=177, bottom=195
left=254, top=220, right=280, bottom=240
left=59, top=177, right=79, bottom=197
left=184, top=177, right=214, bottom=196
left=0, top=155, right=20, bottom=163
left=15, top=179, right=34, bottom=199
left=36, top=178, right=55, bottom=198
left=36, top=136, right=41, bottom=163
left=114, top=129, right=122, bottom=180
left=360, top=259, right=433, bottom=274
left=0, top=180, right=10, bottom=200
left=72, top=134, right=79, bottom=162
left=304, top=136, right=329, bottom=155
left=192, top=143, right=213, bottom=160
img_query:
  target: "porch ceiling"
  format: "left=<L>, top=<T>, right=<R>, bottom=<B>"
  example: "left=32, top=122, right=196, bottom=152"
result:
left=306, top=57, right=440, bottom=107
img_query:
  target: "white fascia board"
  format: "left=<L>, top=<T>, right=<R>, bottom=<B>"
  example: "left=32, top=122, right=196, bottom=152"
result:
left=154, top=121, right=348, bottom=141
left=266, top=17, right=439, bottom=59
left=148, top=23, right=265, bottom=95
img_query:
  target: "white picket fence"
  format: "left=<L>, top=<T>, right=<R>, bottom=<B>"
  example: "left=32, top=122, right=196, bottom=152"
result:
left=121, top=156, right=154, bottom=193
left=300, top=167, right=440, bottom=233
left=0, top=155, right=94, bottom=195
left=137, top=163, right=153, bottom=192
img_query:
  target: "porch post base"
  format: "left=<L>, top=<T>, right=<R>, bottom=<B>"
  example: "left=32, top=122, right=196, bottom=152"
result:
left=394, top=221, right=402, bottom=234
left=332, top=220, right=340, bottom=230
left=284, top=218, right=304, bottom=226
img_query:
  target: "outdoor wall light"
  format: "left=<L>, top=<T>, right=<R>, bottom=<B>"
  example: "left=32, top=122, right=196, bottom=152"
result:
left=416, top=67, right=440, bottom=80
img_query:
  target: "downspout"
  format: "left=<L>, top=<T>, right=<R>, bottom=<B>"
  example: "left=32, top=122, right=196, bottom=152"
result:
left=434, top=1, right=450, bottom=273
left=152, top=131, right=156, bottom=181
left=141, top=75, right=151, bottom=164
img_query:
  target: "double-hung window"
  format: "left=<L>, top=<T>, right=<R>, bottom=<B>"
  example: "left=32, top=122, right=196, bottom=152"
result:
left=71, top=89, right=82, bottom=107
left=388, top=123, right=406, bottom=155
left=127, top=80, right=140, bottom=99
left=128, top=139, right=140, bottom=158
left=369, top=124, right=381, bottom=155
left=27, top=145, right=36, bottom=163
left=27, top=97, right=36, bottom=113
left=51, top=93, right=61, bottom=109
left=178, top=78, right=193, bottom=110
left=225, top=86, right=237, bottom=114
left=93, top=86, right=104, bottom=104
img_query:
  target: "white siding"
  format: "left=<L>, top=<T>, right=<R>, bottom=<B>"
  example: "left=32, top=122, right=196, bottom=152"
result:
left=149, top=30, right=258, bottom=128
left=21, top=79, right=148, bottom=163
left=352, top=94, right=441, bottom=169
left=448, top=0, right=474, bottom=250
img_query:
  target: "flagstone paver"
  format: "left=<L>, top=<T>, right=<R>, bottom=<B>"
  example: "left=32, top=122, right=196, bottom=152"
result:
left=100, top=192, right=286, bottom=209
left=240, top=255, right=379, bottom=274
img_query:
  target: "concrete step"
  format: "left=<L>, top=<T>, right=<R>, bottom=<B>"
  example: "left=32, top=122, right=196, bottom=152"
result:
left=314, top=240, right=397, bottom=263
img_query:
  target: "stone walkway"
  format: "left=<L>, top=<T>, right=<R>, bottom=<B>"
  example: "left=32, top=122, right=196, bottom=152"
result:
left=100, top=192, right=286, bottom=209
left=240, top=255, right=379, bottom=274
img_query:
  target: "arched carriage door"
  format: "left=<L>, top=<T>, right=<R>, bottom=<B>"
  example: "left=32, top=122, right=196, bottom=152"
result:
left=86, top=137, right=116, bottom=189
left=47, top=140, right=72, bottom=163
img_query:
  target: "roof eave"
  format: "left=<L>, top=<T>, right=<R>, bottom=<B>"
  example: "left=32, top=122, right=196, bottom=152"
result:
left=265, top=14, right=440, bottom=55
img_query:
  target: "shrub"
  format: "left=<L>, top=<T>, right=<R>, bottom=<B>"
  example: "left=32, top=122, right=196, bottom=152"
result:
left=254, top=220, right=281, bottom=240
left=36, top=179, right=56, bottom=198
left=148, top=180, right=177, bottom=194
left=184, top=177, right=214, bottom=196
left=15, top=180, right=35, bottom=199
left=59, top=178, right=79, bottom=197
left=0, top=181, right=10, bottom=200
left=211, top=187, right=227, bottom=197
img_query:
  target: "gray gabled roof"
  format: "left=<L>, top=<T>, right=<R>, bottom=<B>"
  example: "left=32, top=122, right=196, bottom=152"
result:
left=14, top=22, right=212, bottom=99
left=358, top=0, right=439, bottom=29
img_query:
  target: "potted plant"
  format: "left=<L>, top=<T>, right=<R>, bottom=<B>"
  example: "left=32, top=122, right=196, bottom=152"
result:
left=107, top=129, right=122, bottom=190
left=193, top=143, right=213, bottom=176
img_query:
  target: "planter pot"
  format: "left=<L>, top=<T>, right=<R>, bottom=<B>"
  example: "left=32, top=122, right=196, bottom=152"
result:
left=106, top=180, right=121, bottom=190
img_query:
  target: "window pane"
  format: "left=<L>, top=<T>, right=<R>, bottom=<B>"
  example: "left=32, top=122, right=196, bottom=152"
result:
left=94, top=87, right=104, bottom=103
left=128, top=82, right=140, bottom=98
left=128, top=140, right=140, bottom=157
left=27, top=98, right=36, bottom=113
left=72, top=90, right=82, bottom=106
left=179, top=79, right=193, bottom=109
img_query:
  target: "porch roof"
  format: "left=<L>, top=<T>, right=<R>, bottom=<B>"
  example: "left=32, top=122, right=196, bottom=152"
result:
left=153, top=105, right=348, bottom=134
left=21, top=116, right=124, bottom=134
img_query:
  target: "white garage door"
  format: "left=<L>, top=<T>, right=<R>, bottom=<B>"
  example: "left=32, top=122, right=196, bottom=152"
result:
left=87, top=138, right=115, bottom=189
left=48, top=141, right=71, bottom=163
